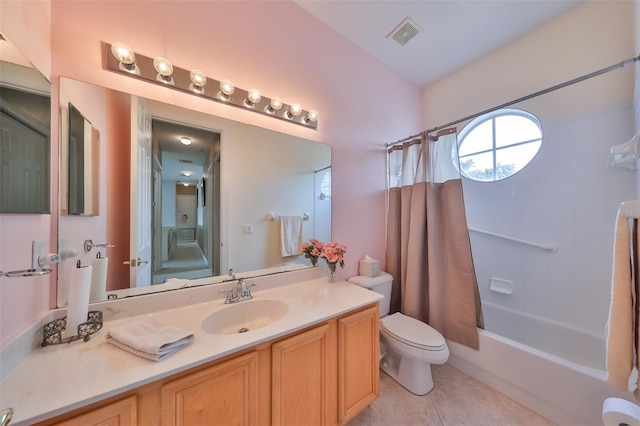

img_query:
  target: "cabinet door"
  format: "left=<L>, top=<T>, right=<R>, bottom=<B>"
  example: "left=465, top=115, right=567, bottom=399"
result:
left=338, top=305, right=380, bottom=424
left=54, top=395, right=137, bottom=426
left=162, top=351, right=258, bottom=426
left=272, top=323, right=331, bottom=426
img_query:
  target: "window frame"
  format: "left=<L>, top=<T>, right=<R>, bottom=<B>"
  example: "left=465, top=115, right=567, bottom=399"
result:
left=457, top=108, right=543, bottom=182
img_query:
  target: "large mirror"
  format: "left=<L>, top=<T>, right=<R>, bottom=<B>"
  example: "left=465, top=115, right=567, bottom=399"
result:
left=57, top=77, right=331, bottom=306
left=0, top=33, right=51, bottom=214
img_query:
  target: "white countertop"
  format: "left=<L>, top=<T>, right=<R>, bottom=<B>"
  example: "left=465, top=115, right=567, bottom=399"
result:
left=1, top=276, right=381, bottom=425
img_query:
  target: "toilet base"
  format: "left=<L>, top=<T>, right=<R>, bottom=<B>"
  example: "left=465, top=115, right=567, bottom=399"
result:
left=380, top=353, right=435, bottom=396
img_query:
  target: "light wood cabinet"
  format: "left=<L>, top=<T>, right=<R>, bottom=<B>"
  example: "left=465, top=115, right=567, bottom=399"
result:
left=53, top=395, right=137, bottom=426
left=272, top=323, right=333, bottom=426
left=162, top=351, right=259, bottom=425
left=39, top=303, right=379, bottom=426
left=338, top=304, right=380, bottom=424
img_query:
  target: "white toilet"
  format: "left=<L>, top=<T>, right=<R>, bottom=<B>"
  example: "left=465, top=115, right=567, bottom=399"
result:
left=348, top=272, right=449, bottom=395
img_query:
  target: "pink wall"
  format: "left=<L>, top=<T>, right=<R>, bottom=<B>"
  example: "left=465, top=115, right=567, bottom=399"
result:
left=0, top=0, right=54, bottom=345
left=0, top=0, right=421, bottom=343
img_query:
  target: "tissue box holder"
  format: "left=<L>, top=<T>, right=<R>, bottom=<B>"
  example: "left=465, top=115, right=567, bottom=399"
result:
left=359, top=259, right=381, bottom=278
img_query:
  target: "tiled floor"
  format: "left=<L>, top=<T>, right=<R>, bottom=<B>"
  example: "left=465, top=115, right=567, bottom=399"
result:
left=348, top=363, right=556, bottom=426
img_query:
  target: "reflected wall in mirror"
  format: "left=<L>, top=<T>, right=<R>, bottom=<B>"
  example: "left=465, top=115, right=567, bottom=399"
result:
left=57, top=77, right=331, bottom=306
left=63, top=102, right=100, bottom=216
left=0, top=36, right=51, bottom=214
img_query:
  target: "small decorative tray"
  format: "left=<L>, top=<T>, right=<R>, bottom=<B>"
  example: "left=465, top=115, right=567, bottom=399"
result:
left=41, top=311, right=103, bottom=346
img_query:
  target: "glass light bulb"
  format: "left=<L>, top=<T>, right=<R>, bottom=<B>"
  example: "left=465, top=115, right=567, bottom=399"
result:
left=247, top=89, right=261, bottom=104
left=289, top=103, right=302, bottom=117
left=306, top=110, right=318, bottom=123
left=180, top=137, right=192, bottom=145
left=270, top=97, right=283, bottom=110
left=190, top=69, right=207, bottom=87
left=220, top=79, right=235, bottom=96
left=153, top=57, right=173, bottom=77
left=111, top=42, right=135, bottom=64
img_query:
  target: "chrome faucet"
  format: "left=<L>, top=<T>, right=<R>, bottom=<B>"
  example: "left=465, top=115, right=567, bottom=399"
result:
left=219, top=278, right=256, bottom=304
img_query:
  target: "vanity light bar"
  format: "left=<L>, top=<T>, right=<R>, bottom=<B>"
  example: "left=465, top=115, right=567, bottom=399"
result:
left=103, top=42, right=318, bottom=130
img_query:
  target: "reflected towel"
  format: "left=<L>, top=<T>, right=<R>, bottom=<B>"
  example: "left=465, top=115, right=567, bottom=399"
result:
left=106, top=315, right=194, bottom=361
left=280, top=215, right=303, bottom=257
left=606, top=214, right=640, bottom=399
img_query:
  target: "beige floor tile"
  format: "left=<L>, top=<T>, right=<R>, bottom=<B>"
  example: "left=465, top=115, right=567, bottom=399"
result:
left=432, top=363, right=480, bottom=385
left=430, top=378, right=515, bottom=426
left=347, top=364, right=554, bottom=426
left=347, top=372, right=443, bottom=426
left=492, top=390, right=557, bottom=426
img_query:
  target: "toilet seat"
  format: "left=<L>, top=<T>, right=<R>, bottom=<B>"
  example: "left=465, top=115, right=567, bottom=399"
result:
left=381, top=313, right=446, bottom=351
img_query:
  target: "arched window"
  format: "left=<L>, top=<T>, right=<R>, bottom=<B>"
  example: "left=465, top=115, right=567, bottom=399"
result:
left=457, top=109, right=542, bottom=182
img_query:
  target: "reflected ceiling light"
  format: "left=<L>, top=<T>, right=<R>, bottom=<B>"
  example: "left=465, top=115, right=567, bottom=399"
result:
left=183, top=183, right=189, bottom=187
left=104, top=42, right=318, bottom=129
left=110, top=42, right=139, bottom=74
left=303, top=110, right=318, bottom=124
left=180, top=137, right=192, bottom=145
left=181, top=171, right=193, bottom=177
left=153, top=57, right=174, bottom=85
left=285, top=103, right=302, bottom=120
left=244, top=88, right=261, bottom=108
left=265, top=97, right=283, bottom=114
left=189, top=69, right=207, bottom=93
left=218, top=79, right=235, bottom=101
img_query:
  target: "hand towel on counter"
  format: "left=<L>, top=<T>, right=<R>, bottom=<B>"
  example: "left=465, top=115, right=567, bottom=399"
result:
left=106, top=315, right=194, bottom=361
left=606, top=213, right=640, bottom=399
left=280, top=215, right=303, bottom=257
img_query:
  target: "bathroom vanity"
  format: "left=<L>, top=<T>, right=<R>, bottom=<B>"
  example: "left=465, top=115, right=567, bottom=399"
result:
left=1, top=271, right=382, bottom=426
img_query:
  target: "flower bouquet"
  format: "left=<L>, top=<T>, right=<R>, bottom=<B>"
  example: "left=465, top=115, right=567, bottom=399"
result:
left=301, top=238, right=323, bottom=267
left=302, top=239, right=347, bottom=281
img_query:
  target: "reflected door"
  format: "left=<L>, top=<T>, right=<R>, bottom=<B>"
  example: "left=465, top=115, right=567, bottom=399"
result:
left=129, top=96, right=152, bottom=287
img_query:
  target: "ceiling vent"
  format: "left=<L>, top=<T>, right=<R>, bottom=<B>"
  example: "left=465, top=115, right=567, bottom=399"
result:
left=179, top=159, right=193, bottom=164
left=387, top=17, right=422, bottom=46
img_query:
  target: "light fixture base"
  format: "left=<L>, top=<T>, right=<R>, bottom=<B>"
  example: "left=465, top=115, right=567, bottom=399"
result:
left=103, top=42, right=317, bottom=130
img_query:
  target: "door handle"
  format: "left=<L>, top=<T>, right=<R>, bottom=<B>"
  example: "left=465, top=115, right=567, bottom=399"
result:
left=123, top=258, right=149, bottom=267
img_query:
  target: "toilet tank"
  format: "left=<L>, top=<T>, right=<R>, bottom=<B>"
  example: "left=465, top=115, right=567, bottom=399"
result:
left=347, top=272, right=393, bottom=317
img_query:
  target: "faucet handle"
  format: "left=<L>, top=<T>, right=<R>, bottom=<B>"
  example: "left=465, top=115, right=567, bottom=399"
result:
left=219, top=287, right=237, bottom=303
left=239, top=280, right=256, bottom=299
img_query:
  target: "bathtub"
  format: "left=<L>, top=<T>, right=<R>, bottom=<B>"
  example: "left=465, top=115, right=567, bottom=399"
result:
left=447, top=302, right=634, bottom=425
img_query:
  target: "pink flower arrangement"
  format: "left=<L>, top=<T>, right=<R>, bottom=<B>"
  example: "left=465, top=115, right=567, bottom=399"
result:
left=301, top=239, right=347, bottom=273
left=301, top=238, right=323, bottom=267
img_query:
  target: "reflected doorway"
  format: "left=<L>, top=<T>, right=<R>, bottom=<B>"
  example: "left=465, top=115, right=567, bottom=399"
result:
left=151, top=119, right=220, bottom=284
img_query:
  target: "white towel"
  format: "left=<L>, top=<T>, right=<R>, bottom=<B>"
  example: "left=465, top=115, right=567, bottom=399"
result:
left=280, top=215, right=303, bottom=257
left=106, top=315, right=194, bottom=361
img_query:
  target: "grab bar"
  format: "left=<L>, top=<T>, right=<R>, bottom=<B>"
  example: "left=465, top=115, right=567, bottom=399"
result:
left=467, top=226, right=557, bottom=252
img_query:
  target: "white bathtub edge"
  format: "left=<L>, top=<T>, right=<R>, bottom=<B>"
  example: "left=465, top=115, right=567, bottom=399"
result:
left=447, top=331, right=635, bottom=426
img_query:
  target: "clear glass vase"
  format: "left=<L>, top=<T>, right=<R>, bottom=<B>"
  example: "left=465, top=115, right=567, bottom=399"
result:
left=328, top=263, right=336, bottom=282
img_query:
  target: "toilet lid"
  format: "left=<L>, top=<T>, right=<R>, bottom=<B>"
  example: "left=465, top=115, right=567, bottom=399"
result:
left=381, top=313, right=446, bottom=350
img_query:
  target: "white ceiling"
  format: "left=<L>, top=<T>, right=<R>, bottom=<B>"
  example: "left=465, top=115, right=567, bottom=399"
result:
left=295, top=0, right=582, bottom=87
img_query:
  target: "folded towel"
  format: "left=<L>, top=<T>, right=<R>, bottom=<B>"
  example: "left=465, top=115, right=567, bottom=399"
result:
left=280, top=215, right=303, bottom=257
left=106, top=315, right=194, bottom=361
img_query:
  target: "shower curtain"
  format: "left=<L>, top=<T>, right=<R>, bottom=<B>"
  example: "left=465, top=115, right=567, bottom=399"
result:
left=386, top=131, right=483, bottom=349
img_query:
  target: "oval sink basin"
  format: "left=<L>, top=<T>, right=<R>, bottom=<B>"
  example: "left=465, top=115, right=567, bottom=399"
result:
left=201, top=299, right=289, bottom=335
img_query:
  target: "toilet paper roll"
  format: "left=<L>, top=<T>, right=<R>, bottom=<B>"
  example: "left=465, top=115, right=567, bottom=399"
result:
left=90, top=256, right=108, bottom=302
left=66, top=264, right=93, bottom=337
left=602, top=397, right=640, bottom=426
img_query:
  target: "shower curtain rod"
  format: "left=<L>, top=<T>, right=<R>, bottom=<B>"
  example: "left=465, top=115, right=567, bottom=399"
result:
left=386, top=54, right=640, bottom=148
